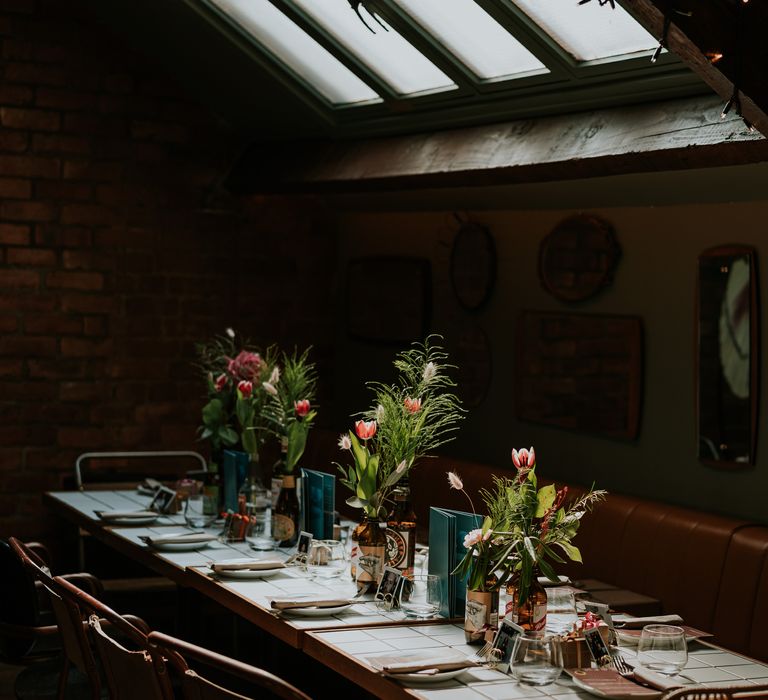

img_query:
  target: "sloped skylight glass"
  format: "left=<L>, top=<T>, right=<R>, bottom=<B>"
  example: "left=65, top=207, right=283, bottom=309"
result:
left=209, top=0, right=380, bottom=105
left=291, top=0, right=456, bottom=96
left=392, top=0, right=546, bottom=80
left=511, top=0, right=657, bottom=62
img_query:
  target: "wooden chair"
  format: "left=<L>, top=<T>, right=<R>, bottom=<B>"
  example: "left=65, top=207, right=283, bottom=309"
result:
left=9, top=537, right=104, bottom=700
left=53, top=574, right=178, bottom=700
left=148, top=631, right=312, bottom=700
left=663, top=686, right=768, bottom=700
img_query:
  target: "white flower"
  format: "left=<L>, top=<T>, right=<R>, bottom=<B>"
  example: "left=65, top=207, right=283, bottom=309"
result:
left=338, top=434, right=351, bottom=451
left=263, top=382, right=278, bottom=396
left=447, top=471, right=463, bottom=490
left=423, top=362, right=437, bottom=382
left=225, top=327, right=235, bottom=338
left=375, top=404, right=385, bottom=423
left=269, top=366, right=281, bottom=384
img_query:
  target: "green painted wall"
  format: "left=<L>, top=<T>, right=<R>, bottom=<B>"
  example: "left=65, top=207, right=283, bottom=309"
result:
left=330, top=200, right=768, bottom=524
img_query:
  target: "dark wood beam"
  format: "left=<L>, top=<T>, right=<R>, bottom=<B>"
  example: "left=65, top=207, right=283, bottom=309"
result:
left=228, top=95, right=767, bottom=194
left=623, top=0, right=768, bottom=136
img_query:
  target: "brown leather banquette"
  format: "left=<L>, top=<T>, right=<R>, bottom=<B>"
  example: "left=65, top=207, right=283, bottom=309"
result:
left=309, top=431, right=768, bottom=662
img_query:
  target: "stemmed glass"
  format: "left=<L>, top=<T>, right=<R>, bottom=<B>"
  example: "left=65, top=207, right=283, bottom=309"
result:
left=636, top=625, right=688, bottom=675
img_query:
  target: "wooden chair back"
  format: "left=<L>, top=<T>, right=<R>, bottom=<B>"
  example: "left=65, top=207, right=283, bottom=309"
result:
left=8, top=537, right=102, bottom=700
left=148, top=631, right=312, bottom=700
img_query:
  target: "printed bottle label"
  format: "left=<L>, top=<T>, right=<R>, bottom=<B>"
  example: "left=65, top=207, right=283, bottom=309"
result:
left=356, top=544, right=384, bottom=583
left=385, top=528, right=410, bottom=570
left=272, top=513, right=295, bottom=542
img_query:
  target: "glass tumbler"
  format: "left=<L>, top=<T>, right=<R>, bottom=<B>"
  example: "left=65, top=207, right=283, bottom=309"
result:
left=509, top=634, right=563, bottom=686
left=637, top=625, right=688, bottom=675
left=399, top=574, right=442, bottom=618
left=184, top=494, right=216, bottom=529
left=306, top=539, right=347, bottom=580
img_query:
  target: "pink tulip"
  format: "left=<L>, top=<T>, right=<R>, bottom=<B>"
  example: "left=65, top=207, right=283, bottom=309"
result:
left=214, top=373, right=227, bottom=392
left=511, top=447, right=536, bottom=470
left=294, top=399, right=311, bottom=417
left=404, top=397, right=422, bottom=414
left=227, top=350, right=262, bottom=381
left=237, top=380, right=253, bottom=398
left=355, top=420, right=377, bottom=441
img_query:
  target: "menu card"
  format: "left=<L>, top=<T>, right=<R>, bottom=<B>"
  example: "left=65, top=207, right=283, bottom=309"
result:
left=301, top=468, right=335, bottom=540
left=428, top=507, right=481, bottom=618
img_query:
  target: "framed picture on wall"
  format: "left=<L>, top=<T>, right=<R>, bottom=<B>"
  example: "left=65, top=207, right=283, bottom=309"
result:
left=346, top=257, right=432, bottom=345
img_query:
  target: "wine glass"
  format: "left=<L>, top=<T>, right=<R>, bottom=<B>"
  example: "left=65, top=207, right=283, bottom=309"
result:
left=509, top=634, right=563, bottom=686
left=399, top=574, right=442, bottom=618
left=306, top=540, right=347, bottom=580
left=637, top=625, right=688, bottom=675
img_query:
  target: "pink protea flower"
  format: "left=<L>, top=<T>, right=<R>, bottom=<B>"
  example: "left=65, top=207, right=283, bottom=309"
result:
left=214, top=373, right=228, bottom=392
left=404, top=397, right=422, bottom=414
left=338, top=434, right=352, bottom=450
left=227, top=350, right=262, bottom=381
left=237, top=380, right=253, bottom=398
left=263, top=382, right=277, bottom=396
left=355, top=420, right=377, bottom=441
left=463, top=528, right=492, bottom=549
left=294, top=399, right=311, bottom=417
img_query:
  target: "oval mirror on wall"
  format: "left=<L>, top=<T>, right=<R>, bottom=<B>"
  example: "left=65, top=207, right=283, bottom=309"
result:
left=697, top=245, right=758, bottom=468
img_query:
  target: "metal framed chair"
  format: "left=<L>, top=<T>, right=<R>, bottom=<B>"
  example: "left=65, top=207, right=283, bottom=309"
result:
left=75, top=450, right=207, bottom=491
left=148, top=631, right=312, bottom=700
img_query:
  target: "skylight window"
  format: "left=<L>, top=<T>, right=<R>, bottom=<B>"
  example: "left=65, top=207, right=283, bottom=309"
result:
left=510, top=0, right=657, bottom=62
left=392, top=0, right=546, bottom=80
left=290, top=0, right=456, bottom=96
left=209, top=0, right=381, bottom=106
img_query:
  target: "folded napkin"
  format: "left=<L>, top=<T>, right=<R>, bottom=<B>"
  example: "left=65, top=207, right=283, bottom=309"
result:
left=96, top=510, right=156, bottom=519
left=567, top=669, right=662, bottom=698
left=382, top=659, right=478, bottom=675
left=139, top=532, right=215, bottom=546
left=212, top=560, right=285, bottom=573
left=615, top=615, right=684, bottom=629
left=632, top=667, right=686, bottom=691
left=269, top=598, right=353, bottom=611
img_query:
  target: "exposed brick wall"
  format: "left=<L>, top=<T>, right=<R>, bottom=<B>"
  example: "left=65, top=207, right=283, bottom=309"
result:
left=0, top=0, right=337, bottom=541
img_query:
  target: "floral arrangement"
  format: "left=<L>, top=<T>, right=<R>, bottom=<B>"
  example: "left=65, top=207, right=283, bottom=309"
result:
left=196, top=328, right=279, bottom=460
left=337, top=336, right=464, bottom=519
left=264, top=348, right=318, bottom=475
left=451, top=447, right=606, bottom=597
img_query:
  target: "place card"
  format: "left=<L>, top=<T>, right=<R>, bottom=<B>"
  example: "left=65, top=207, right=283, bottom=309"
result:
left=375, top=566, right=404, bottom=611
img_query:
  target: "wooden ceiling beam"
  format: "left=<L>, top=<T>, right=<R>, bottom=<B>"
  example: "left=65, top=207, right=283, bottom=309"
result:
left=227, top=95, right=767, bottom=193
left=622, top=0, right=768, bottom=135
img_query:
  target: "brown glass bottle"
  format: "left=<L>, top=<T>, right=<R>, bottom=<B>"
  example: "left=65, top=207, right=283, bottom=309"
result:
left=272, top=474, right=299, bottom=547
left=355, top=515, right=386, bottom=593
left=385, top=484, right=416, bottom=576
left=504, top=571, right=519, bottom=619
left=516, top=574, right=547, bottom=632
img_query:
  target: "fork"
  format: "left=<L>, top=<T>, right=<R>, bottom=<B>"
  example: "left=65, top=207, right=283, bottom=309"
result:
left=611, top=652, right=634, bottom=676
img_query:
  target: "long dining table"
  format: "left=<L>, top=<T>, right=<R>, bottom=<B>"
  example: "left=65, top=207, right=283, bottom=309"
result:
left=44, top=489, right=768, bottom=700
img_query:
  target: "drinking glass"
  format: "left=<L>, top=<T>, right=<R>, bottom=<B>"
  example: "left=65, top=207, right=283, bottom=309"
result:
left=636, top=625, right=688, bottom=675
left=306, top=539, right=347, bottom=580
left=184, top=494, right=216, bottom=529
left=399, top=574, right=442, bottom=618
left=509, top=634, right=563, bottom=686
left=245, top=497, right=274, bottom=551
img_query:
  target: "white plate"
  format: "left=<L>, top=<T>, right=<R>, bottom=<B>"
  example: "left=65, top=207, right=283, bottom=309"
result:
left=106, top=515, right=159, bottom=526
left=386, top=667, right=468, bottom=685
left=282, top=604, right=353, bottom=617
left=150, top=540, right=211, bottom=552
left=217, top=567, right=284, bottom=580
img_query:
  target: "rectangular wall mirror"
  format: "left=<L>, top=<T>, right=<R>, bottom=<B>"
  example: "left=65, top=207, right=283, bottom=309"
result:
left=697, top=245, right=758, bottom=468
